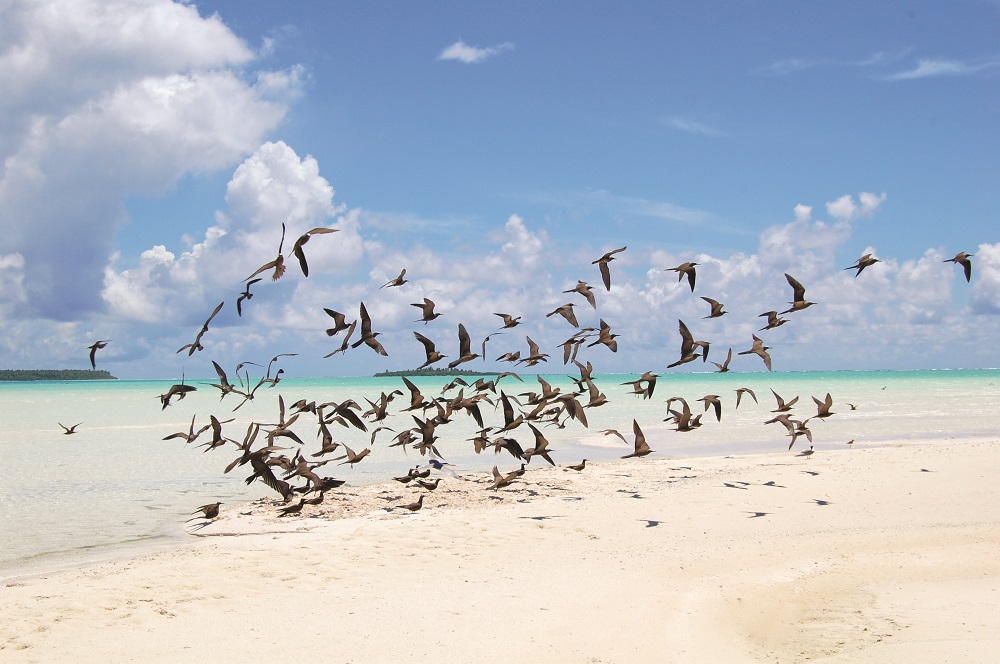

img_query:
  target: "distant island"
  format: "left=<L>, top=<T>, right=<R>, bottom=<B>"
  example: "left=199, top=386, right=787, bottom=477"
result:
left=0, top=369, right=118, bottom=381
left=373, top=367, right=495, bottom=378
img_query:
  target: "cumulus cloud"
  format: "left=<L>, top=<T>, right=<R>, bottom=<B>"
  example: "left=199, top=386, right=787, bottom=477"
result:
left=102, top=141, right=361, bottom=325
left=0, top=0, right=301, bottom=321
left=826, top=192, right=887, bottom=222
left=437, top=40, right=514, bottom=64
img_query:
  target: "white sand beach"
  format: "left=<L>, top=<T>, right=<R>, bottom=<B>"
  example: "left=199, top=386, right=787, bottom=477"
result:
left=3, top=439, right=999, bottom=663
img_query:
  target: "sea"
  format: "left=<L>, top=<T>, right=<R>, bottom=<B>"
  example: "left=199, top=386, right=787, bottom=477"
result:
left=2, top=369, right=999, bottom=574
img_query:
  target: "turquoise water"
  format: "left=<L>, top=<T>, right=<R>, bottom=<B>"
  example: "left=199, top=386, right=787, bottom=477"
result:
left=1, top=369, right=999, bottom=571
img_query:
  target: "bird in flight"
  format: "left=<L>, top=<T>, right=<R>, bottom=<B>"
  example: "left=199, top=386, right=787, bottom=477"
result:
left=381, top=268, right=408, bottom=288
left=291, top=227, right=337, bottom=277
left=844, top=253, right=880, bottom=277
left=669, top=262, right=698, bottom=292
left=944, top=251, right=973, bottom=282
left=780, top=273, right=815, bottom=314
left=88, top=340, right=111, bottom=370
left=245, top=222, right=288, bottom=282
left=58, top=422, right=83, bottom=435
left=592, top=246, right=626, bottom=290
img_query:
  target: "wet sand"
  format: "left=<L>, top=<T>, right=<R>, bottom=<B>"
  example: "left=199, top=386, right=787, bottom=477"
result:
left=2, top=439, right=999, bottom=663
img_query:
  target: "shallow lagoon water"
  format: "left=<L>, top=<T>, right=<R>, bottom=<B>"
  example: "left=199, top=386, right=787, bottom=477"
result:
left=2, top=369, right=998, bottom=570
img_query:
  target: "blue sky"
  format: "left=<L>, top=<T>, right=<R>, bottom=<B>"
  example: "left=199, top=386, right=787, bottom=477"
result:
left=1, top=0, right=998, bottom=378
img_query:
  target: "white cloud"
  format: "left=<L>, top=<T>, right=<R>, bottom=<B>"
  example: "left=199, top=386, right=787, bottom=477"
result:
left=662, top=115, right=721, bottom=137
left=971, top=243, right=1000, bottom=314
left=884, top=57, right=1000, bottom=81
left=0, top=0, right=300, bottom=321
left=826, top=192, right=886, bottom=222
left=437, top=40, right=514, bottom=64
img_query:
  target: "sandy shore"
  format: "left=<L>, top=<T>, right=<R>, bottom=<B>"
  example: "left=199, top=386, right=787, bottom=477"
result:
left=3, top=439, right=999, bottom=663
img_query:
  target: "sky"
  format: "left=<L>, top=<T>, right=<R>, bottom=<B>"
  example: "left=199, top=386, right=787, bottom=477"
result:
left=1, top=0, right=998, bottom=379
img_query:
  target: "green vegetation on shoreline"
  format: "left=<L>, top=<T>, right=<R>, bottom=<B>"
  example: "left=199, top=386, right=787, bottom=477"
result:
left=0, top=369, right=118, bottom=382
left=373, top=367, right=495, bottom=378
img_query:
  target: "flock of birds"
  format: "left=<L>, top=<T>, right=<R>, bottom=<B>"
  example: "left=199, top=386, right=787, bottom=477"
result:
left=81, top=224, right=976, bottom=524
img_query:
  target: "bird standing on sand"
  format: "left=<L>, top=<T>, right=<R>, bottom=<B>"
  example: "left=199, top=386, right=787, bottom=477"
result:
left=398, top=494, right=425, bottom=512
left=944, top=252, right=973, bottom=282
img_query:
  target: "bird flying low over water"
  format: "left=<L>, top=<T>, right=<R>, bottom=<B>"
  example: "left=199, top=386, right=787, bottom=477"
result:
left=621, top=419, right=652, bottom=459
left=88, top=340, right=110, bottom=370
left=844, top=253, right=880, bottom=277
left=413, top=331, right=447, bottom=369
left=944, top=251, right=973, bottom=282
left=592, top=246, right=626, bottom=290
left=59, top=422, right=82, bottom=435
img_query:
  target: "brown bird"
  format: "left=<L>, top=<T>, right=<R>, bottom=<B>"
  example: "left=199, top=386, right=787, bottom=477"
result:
left=711, top=347, right=733, bottom=373
left=177, top=300, right=224, bottom=356
left=566, top=459, right=587, bottom=471
left=381, top=268, right=408, bottom=288
left=780, top=273, right=815, bottom=314
left=337, top=444, right=371, bottom=466
left=563, top=280, right=597, bottom=308
left=812, top=392, right=835, bottom=418
left=494, top=312, right=521, bottom=328
left=162, top=414, right=211, bottom=444
left=699, top=394, right=722, bottom=422
left=737, top=334, right=772, bottom=371
left=735, top=387, right=758, bottom=409
left=587, top=319, right=619, bottom=352
left=770, top=389, right=798, bottom=412
left=397, top=494, right=425, bottom=512
left=323, top=319, right=357, bottom=358
left=411, top=297, right=442, bottom=324
left=245, top=222, right=287, bottom=281
left=758, top=310, right=788, bottom=331
left=447, top=323, right=480, bottom=368
left=189, top=502, right=223, bottom=520
left=236, top=278, right=261, bottom=316
left=58, top=422, right=83, bottom=435
left=701, top=296, right=726, bottom=318
left=844, top=253, right=880, bottom=277
left=944, top=251, right=973, bottom=282
left=668, top=319, right=708, bottom=368
left=291, top=227, right=337, bottom=277
left=413, top=331, right=447, bottom=369
left=323, top=308, right=353, bottom=336
left=546, top=303, right=579, bottom=328
left=88, top=339, right=110, bottom=370
left=669, top=262, right=698, bottom=291
left=622, top=419, right=653, bottom=459
left=159, top=380, right=197, bottom=410
left=592, top=246, right=626, bottom=290
left=351, top=302, right=388, bottom=356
